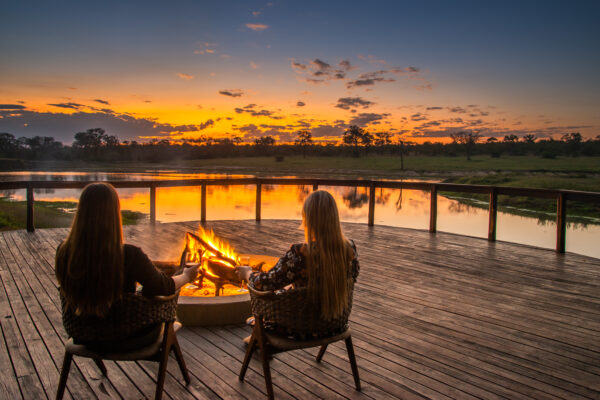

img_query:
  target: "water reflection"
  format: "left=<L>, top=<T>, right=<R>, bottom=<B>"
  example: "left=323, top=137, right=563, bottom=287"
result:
left=0, top=172, right=598, bottom=259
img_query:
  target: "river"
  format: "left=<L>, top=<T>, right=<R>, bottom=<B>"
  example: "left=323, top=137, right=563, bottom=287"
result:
left=1, top=171, right=598, bottom=259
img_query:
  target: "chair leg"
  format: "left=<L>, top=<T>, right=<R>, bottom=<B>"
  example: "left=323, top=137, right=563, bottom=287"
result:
left=93, top=358, right=107, bottom=376
left=344, top=336, right=361, bottom=391
left=255, top=321, right=274, bottom=400
left=239, top=331, right=257, bottom=381
left=56, top=352, right=73, bottom=400
left=171, top=338, right=190, bottom=385
left=316, top=344, right=328, bottom=362
left=155, top=324, right=174, bottom=400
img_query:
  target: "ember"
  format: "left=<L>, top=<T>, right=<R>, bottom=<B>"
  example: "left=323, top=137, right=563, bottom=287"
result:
left=179, top=228, right=267, bottom=297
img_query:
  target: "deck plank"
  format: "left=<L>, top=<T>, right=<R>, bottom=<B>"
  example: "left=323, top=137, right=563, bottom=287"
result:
left=0, top=220, right=598, bottom=399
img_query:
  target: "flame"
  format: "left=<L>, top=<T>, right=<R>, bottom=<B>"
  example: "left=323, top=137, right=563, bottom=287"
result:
left=186, top=227, right=239, bottom=266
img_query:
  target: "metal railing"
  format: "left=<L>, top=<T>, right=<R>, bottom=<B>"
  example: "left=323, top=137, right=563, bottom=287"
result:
left=1, top=178, right=599, bottom=253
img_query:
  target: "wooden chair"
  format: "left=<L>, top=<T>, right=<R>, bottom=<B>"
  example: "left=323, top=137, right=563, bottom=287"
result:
left=56, top=293, right=190, bottom=400
left=239, top=283, right=360, bottom=399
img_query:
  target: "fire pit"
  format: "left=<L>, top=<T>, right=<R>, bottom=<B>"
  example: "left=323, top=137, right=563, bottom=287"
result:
left=157, top=228, right=277, bottom=326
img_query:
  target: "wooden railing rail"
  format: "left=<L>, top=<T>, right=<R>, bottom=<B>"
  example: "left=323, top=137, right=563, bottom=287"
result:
left=2, top=178, right=599, bottom=253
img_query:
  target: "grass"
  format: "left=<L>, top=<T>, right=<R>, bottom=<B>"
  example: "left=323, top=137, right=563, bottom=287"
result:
left=24, top=155, right=600, bottom=176
left=0, top=198, right=145, bottom=230
left=442, top=173, right=600, bottom=223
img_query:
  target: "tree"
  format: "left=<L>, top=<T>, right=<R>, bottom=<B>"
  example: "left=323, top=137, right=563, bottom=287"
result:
left=73, top=128, right=119, bottom=149
left=374, top=132, right=391, bottom=155
left=562, top=132, right=582, bottom=156
left=503, top=134, right=519, bottom=143
left=397, top=138, right=405, bottom=170
left=74, top=128, right=104, bottom=148
left=343, top=125, right=369, bottom=156
left=254, top=136, right=276, bottom=146
left=486, top=137, right=498, bottom=143
left=522, top=134, right=536, bottom=143
left=0, top=133, right=18, bottom=156
left=450, top=131, right=481, bottom=160
left=295, top=130, right=313, bottom=158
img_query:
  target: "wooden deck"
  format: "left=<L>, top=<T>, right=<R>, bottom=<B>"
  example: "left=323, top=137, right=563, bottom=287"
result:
left=1, top=220, right=599, bottom=399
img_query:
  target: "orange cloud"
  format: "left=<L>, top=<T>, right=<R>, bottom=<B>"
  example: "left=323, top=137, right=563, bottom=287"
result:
left=177, top=73, right=194, bottom=80
left=246, top=23, right=268, bottom=31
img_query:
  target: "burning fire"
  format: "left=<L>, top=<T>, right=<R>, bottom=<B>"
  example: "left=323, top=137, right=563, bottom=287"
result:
left=180, top=227, right=246, bottom=297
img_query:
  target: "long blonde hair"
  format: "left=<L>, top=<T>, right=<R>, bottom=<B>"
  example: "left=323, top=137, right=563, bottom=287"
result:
left=55, top=182, right=124, bottom=317
left=303, top=190, right=353, bottom=319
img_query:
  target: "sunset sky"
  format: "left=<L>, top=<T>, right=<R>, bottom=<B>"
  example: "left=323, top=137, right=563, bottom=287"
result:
left=1, top=1, right=598, bottom=144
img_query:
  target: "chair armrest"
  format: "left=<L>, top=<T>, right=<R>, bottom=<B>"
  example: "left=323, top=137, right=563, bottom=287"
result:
left=151, top=290, right=180, bottom=303
left=247, top=283, right=277, bottom=299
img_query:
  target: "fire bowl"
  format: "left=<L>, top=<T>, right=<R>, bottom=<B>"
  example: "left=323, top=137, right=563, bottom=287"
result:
left=155, top=254, right=278, bottom=326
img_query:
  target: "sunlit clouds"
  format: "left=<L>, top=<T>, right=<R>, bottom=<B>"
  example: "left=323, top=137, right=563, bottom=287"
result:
left=0, top=1, right=598, bottom=144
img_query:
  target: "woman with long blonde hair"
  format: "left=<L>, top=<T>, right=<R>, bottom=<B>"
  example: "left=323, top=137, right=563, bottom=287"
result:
left=236, top=190, right=359, bottom=321
left=56, top=183, right=198, bottom=345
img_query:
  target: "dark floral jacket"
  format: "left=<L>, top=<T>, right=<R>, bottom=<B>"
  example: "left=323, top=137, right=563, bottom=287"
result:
left=249, top=240, right=359, bottom=291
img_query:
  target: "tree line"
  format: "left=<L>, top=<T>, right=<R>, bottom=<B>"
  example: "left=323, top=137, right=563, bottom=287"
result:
left=1, top=126, right=599, bottom=164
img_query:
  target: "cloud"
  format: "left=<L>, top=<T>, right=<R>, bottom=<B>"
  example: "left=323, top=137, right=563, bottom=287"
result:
left=335, top=97, right=375, bottom=110
left=218, top=89, right=244, bottom=97
left=310, top=123, right=345, bottom=138
left=346, top=70, right=395, bottom=89
left=48, top=102, right=84, bottom=110
left=194, top=42, right=218, bottom=55
left=234, top=104, right=283, bottom=119
left=426, top=106, right=443, bottom=110
left=177, top=73, right=194, bottom=80
left=0, top=109, right=216, bottom=143
left=249, top=61, right=259, bottom=69
left=338, top=60, right=354, bottom=70
left=349, top=112, right=390, bottom=127
left=296, top=101, right=305, bottom=107
left=252, top=11, right=261, bottom=17
left=448, top=106, right=467, bottom=113
left=93, top=99, right=110, bottom=105
left=358, top=55, right=387, bottom=64
left=411, top=113, right=428, bottom=121
left=246, top=23, right=269, bottom=31
left=290, top=58, right=349, bottom=84
left=198, top=119, right=214, bottom=130
left=415, top=84, right=433, bottom=91
left=0, top=104, right=26, bottom=110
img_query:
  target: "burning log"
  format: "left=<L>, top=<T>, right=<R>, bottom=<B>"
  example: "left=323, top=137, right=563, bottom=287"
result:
left=181, top=228, right=243, bottom=296
left=177, top=227, right=274, bottom=297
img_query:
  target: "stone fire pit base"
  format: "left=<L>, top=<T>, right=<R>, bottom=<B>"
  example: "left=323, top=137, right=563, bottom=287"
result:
left=176, top=293, right=251, bottom=326
left=165, top=254, right=279, bottom=327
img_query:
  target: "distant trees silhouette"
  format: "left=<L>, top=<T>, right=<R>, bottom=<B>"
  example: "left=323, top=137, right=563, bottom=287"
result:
left=295, top=130, right=312, bottom=158
left=450, top=131, right=481, bottom=160
left=1, top=127, right=599, bottom=165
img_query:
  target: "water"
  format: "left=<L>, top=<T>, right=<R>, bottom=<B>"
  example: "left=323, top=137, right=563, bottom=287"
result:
left=1, top=171, right=598, bottom=259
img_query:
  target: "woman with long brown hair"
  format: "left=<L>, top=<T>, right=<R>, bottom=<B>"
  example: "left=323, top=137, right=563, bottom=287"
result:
left=236, top=190, right=359, bottom=322
left=56, top=182, right=198, bottom=345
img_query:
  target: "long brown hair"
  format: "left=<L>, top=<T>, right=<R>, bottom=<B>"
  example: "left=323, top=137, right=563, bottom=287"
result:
left=303, top=190, right=354, bottom=319
left=56, top=182, right=124, bottom=317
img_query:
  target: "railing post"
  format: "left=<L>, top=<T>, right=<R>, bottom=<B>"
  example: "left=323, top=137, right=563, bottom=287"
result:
left=368, top=183, right=375, bottom=226
left=149, top=184, right=156, bottom=225
left=26, top=183, right=34, bottom=232
left=556, top=192, right=566, bottom=253
left=255, top=181, right=262, bottom=222
left=201, top=183, right=207, bottom=223
left=429, top=184, right=437, bottom=233
left=313, top=184, right=318, bottom=191
left=488, top=188, right=498, bottom=241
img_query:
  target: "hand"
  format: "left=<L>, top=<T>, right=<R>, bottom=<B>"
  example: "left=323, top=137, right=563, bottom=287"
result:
left=182, top=264, right=199, bottom=283
left=235, top=265, right=253, bottom=281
